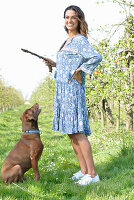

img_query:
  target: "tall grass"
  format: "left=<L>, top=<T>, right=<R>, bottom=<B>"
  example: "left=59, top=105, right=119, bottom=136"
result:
left=0, top=104, right=134, bottom=200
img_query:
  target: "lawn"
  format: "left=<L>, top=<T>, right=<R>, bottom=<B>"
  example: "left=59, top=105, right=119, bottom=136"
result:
left=0, top=104, right=134, bottom=200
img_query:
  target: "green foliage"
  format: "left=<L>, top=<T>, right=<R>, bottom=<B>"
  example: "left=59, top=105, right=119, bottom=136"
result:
left=0, top=79, right=24, bottom=112
left=85, top=14, right=134, bottom=129
left=29, top=76, right=55, bottom=112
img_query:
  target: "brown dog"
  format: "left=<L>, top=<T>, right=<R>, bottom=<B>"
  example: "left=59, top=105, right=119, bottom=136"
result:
left=1, top=103, right=44, bottom=184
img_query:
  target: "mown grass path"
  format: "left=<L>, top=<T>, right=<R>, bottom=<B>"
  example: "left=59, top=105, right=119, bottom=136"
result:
left=0, top=104, right=134, bottom=200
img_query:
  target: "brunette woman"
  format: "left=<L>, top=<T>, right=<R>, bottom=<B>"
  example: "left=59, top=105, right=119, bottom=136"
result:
left=45, top=5, right=102, bottom=186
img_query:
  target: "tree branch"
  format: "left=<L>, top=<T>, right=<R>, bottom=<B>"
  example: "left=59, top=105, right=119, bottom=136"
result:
left=114, top=0, right=134, bottom=7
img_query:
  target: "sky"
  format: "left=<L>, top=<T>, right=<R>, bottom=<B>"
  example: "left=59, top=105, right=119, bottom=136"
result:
left=0, top=0, right=125, bottom=99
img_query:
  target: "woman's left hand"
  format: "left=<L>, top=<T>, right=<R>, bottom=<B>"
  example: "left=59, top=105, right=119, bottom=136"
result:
left=69, top=68, right=82, bottom=84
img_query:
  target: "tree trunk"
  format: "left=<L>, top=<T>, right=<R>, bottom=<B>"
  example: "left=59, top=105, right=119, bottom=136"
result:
left=126, top=60, right=134, bottom=131
left=116, top=100, right=120, bottom=132
left=105, top=100, right=114, bottom=126
left=100, top=100, right=105, bottom=127
left=110, top=100, right=114, bottom=112
left=97, top=111, right=101, bottom=121
left=88, top=109, right=94, bottom=123
left=126, top=105, right=133, bottom=131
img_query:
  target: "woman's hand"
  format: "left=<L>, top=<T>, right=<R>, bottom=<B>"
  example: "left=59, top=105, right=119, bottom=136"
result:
left=69, top=68, right=82, bottom=84
left=44, top=58, right=56, bottom=68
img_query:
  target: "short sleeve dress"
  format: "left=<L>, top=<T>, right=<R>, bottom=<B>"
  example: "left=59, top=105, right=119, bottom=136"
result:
left=52, top=34, right=102, bottom=136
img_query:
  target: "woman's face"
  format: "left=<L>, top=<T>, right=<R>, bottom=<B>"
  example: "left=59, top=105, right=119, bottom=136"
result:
left=65, top=9, right=79, bottom=33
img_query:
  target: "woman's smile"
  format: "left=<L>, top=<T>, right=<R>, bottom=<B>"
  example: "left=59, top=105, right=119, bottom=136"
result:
left=65, top=10, right=79, bottom=32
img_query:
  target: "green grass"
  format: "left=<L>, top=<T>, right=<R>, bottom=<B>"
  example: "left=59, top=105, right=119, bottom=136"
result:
left=0, top=104, right=134, bottom=200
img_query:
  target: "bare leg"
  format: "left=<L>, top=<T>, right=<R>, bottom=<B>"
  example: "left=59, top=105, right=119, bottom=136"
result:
left=68, top=134, right=87, bottom=174
left=69, top=133, right=97, bottom=177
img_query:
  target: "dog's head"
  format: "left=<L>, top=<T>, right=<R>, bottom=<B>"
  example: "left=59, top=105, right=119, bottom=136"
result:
left=20, top=103, right=41, bottom=122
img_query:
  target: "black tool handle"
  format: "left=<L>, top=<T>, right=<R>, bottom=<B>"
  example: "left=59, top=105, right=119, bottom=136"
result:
left=21, top=48, right=52, bottom=72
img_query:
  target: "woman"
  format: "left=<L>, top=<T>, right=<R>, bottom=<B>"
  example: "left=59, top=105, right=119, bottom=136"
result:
left=45, top=5, right=102, bottom=186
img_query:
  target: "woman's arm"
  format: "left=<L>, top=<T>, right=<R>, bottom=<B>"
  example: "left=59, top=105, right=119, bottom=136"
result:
left=69, top=68, right=82, bottom=84
left=78, top=39, right=102, bottom=76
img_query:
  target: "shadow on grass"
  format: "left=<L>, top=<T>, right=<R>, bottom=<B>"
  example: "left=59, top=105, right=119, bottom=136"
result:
left=0, top=148, right=134, bottom=200
left=39, top=146, right=134, bottom=200
left=92, top=147, right=134, bottom=198
left=0, top=106, right=134, bottom=199
left=0, top=182, right=35, bottom=200
left=0, top=135, right=133, bottom=200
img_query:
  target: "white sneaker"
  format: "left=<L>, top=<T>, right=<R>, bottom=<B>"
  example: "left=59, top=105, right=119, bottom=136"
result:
left=72, top=170, right=85, bottom=180
left=76, top=174, right=99, bottom=186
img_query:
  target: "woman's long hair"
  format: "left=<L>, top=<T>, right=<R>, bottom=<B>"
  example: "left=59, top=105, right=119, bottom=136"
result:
left=64, top=5, right=88, bottom=38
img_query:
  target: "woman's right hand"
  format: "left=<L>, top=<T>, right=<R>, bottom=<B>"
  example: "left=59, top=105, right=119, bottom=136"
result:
left=44, top=58, right=56, bottom=68
left=69, top=68, right=82, bottom=84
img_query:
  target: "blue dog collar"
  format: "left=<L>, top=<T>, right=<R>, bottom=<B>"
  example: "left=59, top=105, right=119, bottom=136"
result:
left=24, top=130, right=40, bottom=133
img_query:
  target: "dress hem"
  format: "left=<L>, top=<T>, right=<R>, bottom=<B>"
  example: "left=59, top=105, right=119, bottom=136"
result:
left=52, top=128, right=91, bottom=136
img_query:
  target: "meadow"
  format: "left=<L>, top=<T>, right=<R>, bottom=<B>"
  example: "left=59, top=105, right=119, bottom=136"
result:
left=0, top=104, right=134, bottom=200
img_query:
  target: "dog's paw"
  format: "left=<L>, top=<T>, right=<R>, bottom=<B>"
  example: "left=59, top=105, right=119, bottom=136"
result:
left=34, top=172, right=40, bottom=181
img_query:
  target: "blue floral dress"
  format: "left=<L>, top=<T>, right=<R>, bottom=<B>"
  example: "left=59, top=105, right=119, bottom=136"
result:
left=53, top=34, right=102, bottom=136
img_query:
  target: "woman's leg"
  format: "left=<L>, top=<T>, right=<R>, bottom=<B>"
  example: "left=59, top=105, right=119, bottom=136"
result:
left=69, top=133, right=97, bottom=177
left=75, top=133, right=97, bottom=177
left=68, top=134, right=87, bottom=174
